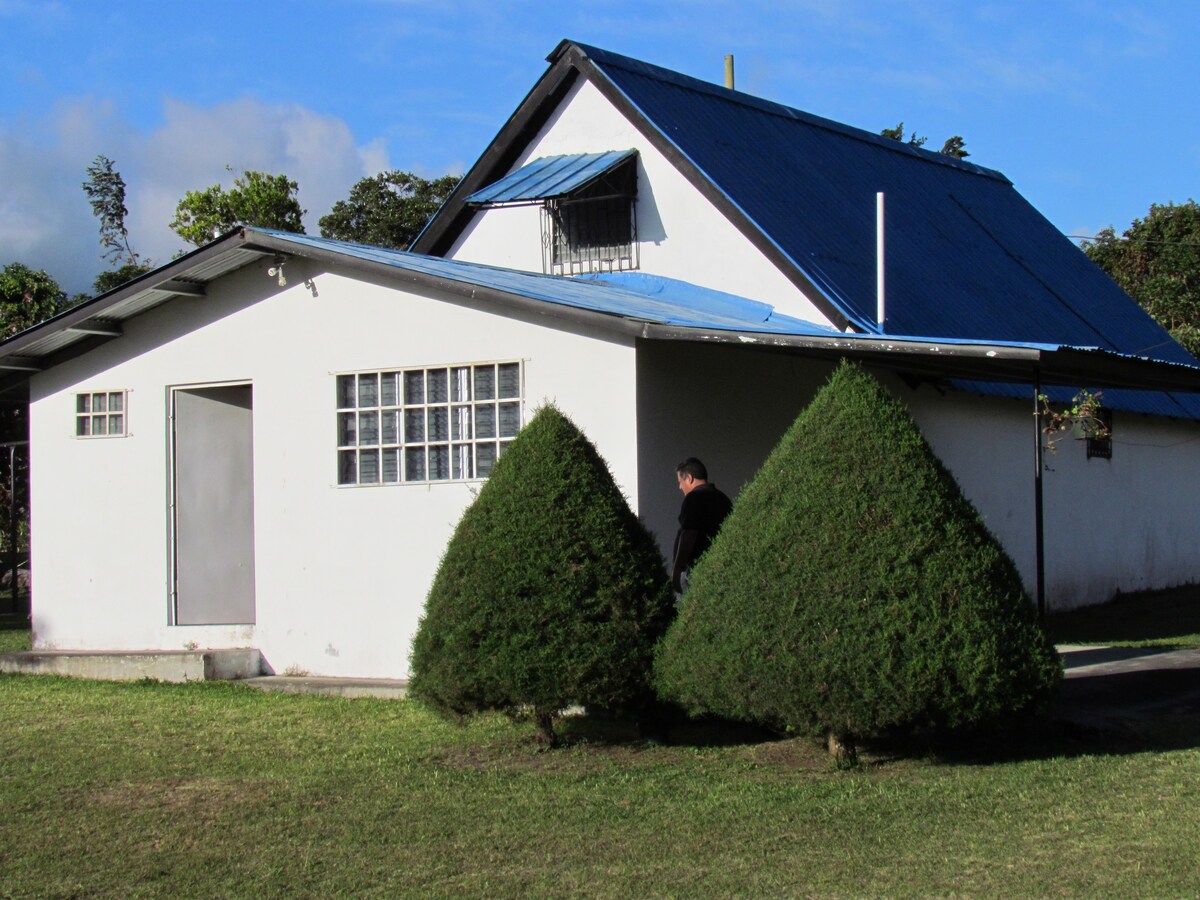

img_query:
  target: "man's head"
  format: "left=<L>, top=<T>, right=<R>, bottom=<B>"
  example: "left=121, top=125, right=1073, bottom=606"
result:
left=676, top=457, right=709, bottom=495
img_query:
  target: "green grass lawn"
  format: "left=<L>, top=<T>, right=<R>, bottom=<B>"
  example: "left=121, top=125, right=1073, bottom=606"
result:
left=2, top=590, right=1199, bottom=897
left=1, top=675, right=1198, bottom=897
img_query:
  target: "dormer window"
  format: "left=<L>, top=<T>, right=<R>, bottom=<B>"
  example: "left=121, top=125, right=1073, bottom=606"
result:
left=466, top=150, right=638, bottom=276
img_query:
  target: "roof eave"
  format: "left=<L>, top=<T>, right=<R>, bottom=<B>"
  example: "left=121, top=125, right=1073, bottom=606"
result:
left=410, top=51, right=583, bottom=256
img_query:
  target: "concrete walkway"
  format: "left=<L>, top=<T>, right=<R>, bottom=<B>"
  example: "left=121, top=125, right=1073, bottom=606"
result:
left=1052, top=644, right=1200, bottom=728
left=241, top=675, right=408, bottom=700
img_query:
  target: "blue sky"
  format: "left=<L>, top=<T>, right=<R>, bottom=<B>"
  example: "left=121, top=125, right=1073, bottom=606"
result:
left=2, top=0, right=1198, bottom=295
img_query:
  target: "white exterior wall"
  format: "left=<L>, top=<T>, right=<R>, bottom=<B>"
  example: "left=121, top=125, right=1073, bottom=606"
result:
left=448, top=79, right=834, bottom=326
left=905, top=383, right=1200, bottom=609
left=634, top=341, right=1200, bottom=611
left=29, top=262, right=638, bottom=678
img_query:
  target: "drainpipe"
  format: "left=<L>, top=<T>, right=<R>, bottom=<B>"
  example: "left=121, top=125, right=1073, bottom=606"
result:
left=877, top=192, right=886, bottom=333
left=1033, top=376, right=1046, bottom=621
left=724, top=55, right=735, bottom=90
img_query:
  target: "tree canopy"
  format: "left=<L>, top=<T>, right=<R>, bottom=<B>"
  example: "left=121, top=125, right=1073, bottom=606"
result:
left=82, top=155, right=151, bottom=294
left=318, top=171, right=459, bottom=250
left=0, top=263, right=64, bottom=336
left=170, top=169, right=305, bottom=246
left=1083, top=200, right=1200, bottom=358
left=880, top=122, right=970, bottom=159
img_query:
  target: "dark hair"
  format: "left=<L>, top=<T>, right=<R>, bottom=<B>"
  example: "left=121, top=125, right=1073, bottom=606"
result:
left=676, top=457, right=708, bottom=481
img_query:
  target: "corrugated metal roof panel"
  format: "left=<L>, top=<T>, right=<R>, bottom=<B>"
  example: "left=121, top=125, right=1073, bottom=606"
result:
left=573, top=43, right=1197, bottom=368
left=466, top=150, right=636, bottom=204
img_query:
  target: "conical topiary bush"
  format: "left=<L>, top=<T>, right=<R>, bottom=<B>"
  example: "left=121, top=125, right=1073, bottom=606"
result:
left=409, top=403, right=673, bottom=745
left=654, top=360, right=1062, bottom=759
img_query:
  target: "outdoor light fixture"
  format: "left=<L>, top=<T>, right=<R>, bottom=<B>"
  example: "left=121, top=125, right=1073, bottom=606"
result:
left=268, top=255, right=287, bottom=287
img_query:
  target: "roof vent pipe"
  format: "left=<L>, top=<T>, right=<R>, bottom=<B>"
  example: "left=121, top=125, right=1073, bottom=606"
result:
left=724, top=55, right=735, bottom=90
left=876, top=191, right=886, bottom=333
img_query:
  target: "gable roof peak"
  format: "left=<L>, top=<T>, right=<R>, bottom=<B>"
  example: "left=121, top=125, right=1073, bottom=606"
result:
left=559, top=38, right=1005, bottom=183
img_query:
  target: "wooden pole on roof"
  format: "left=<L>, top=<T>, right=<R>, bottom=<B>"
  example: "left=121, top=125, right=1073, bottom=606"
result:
left=724, top=55, right=735, bottom=90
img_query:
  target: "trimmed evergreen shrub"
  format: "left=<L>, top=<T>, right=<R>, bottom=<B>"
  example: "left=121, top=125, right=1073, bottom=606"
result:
left=409, top=404, right=673, bottom=745
left=654, top=361, right=1062, bottom=758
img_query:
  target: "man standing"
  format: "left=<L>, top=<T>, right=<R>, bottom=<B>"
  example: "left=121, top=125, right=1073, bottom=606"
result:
left=671, top=457, right=733, bottom=596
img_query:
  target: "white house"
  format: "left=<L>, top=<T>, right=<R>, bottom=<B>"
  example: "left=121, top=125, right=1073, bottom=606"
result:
left=4, top=41, right=1200, bottom=679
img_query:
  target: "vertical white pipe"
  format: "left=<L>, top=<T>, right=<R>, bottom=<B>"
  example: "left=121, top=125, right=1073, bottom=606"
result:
left=724, top=55, right=735, bottom=90
left=876, top=191, right=885, bottom=332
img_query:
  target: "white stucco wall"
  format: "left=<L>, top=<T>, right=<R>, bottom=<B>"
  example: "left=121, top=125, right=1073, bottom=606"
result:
left=634, top=341, right=1200, bottom=612
left=29, top=261, right=638, bottom=678
left=448, top=79, right=834, bottom=326
left=904, top=382, right=1200, bottom=609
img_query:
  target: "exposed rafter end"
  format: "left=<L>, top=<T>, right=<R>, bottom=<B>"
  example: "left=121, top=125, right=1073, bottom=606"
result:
left=158, top=280, right=207, bottom=297
left=66, top=320, right=123, bottom=338
left=0, top=356, right=42, bottom=372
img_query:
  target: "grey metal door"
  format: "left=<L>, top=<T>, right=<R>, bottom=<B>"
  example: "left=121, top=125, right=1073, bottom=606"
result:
left=172, top=385, right=256, bottom=625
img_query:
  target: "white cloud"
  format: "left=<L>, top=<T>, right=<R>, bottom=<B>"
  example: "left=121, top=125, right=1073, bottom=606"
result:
left=0, top=95, right=390, bottom=295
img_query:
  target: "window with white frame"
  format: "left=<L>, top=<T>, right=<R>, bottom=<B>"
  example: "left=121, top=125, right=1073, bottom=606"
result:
left=337, top=362, right=523, bottom=486
left=76, top=391, right=127, bottom=437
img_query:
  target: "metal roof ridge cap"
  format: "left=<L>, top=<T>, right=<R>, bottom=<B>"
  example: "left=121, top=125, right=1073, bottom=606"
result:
left=570, top=39, right=1009, bottom=184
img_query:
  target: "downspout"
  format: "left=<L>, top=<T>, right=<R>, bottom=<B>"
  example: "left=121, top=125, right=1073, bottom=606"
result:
left=1033, top=375, right=1046, bottom=621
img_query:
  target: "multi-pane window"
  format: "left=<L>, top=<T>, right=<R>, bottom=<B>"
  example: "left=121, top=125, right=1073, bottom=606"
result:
left=337, top=362, right=522, bottom=486
left=76, top=391, right=127, bottom=437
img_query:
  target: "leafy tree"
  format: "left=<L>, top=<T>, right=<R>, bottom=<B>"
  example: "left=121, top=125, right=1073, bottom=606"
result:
left=409, top=404, right=673, bottom=746
left=318, top=171, right=460, bottom=250
left=93, top=263, right=151, bottom=295
left=938, top=135, right=970, bottom=159
left=655, top=361, right=1061, bottom=763
left=82, top=155, right=143, bottom=268
left=170, top=169, right=305, bottom=246
left=881, top=123, right=970, bottom=159
left=1083, top=200, right=1200, bottom=357
left=0, top=263, right=64, bottom=336
left=83, top=155, right=152, bottom=293
left=881, top=122, right=927, bottom=148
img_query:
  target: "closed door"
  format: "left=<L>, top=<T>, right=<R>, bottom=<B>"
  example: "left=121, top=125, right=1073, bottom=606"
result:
left=171, top=384, right=256, bottom=625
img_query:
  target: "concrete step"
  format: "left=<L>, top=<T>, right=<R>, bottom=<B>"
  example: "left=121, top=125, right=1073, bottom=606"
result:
left=0, top=648, right=263, bottom=683
left=241, top=675, right=408, bottom=700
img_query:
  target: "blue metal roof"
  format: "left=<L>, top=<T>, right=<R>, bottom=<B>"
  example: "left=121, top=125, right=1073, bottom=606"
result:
left=258, top=231, right=834, bottom=334
left=258, top=230, right=1200, bottom=420
left=466, top=149, right=636, bottom=205
left=566, top=46, right=1193, bottom=355
left=558, top=41, right=1200, bottom=418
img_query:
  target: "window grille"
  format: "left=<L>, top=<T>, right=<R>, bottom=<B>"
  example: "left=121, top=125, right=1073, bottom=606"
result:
left=542, top=196, right=637, bottom=276
left=1086, top=410, right=1113, bottom=460
left=336, top=361, right=522, bottom=486
left=540, top=155, right=638, bottom=276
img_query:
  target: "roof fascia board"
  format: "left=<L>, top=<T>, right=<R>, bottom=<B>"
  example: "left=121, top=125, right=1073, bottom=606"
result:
left=411, top=59, right=582, bottom=256
left=642, top=322, right=1200, bottom=392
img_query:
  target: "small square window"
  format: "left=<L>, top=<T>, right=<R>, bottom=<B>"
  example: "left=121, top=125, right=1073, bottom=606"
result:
left=75, top=391, right=128, bottom=438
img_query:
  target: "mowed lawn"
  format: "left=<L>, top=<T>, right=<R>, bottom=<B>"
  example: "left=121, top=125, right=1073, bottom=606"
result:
left=0, top=595, right=1198, bottom=898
